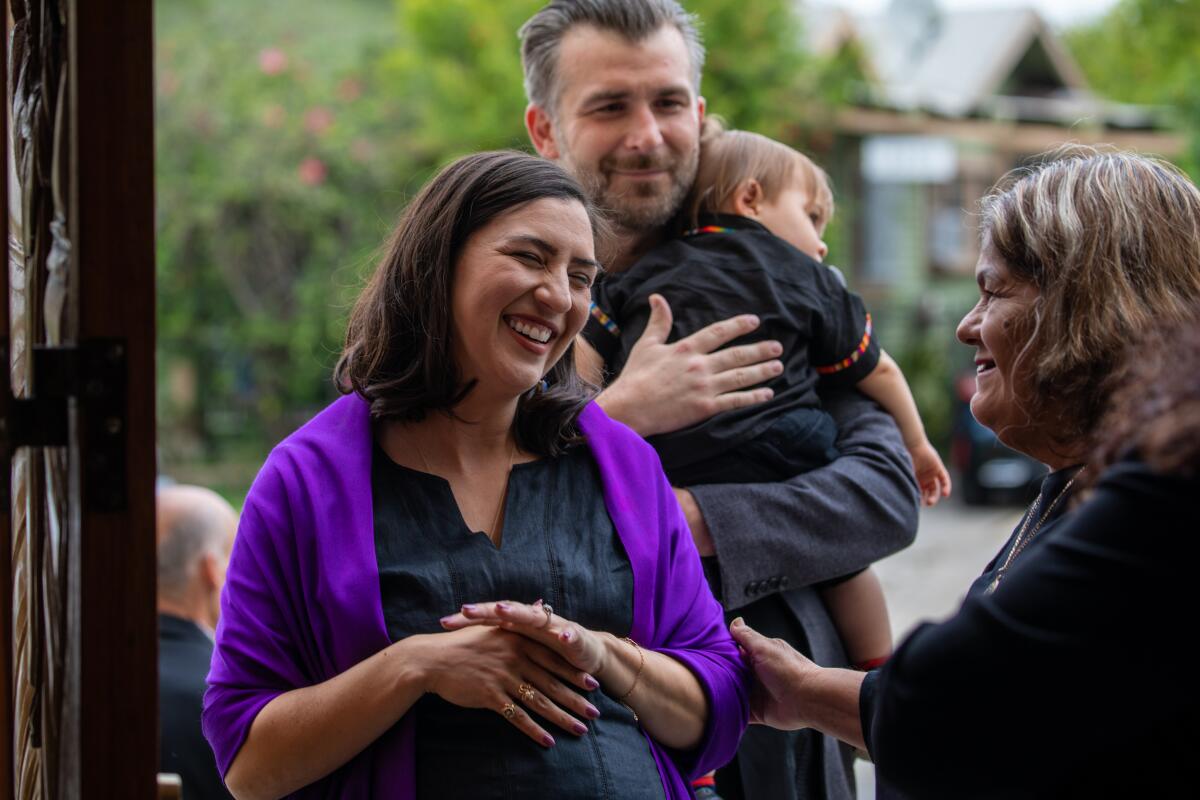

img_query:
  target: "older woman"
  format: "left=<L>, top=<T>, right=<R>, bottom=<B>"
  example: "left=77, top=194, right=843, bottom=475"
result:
left=203, top=151, right=748, bottom=799
left=730, top=149, right=1200, bottom=798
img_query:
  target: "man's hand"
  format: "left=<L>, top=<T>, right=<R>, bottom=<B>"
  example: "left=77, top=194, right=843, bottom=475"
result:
left=597, top=294, right=783, bottom=437
left=673, top=487, right=714, bottom=556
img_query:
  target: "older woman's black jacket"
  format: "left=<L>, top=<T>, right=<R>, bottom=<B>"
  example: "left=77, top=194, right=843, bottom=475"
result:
left=861, top=460, right=1197, bottom=798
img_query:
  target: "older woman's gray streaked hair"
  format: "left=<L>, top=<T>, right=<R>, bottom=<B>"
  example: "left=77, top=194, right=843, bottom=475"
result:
left=980, top=146, right=1200, bottom=449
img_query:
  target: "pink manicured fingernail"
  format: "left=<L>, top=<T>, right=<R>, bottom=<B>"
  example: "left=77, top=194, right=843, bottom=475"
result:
left=584, top=675, right=599, bottom=690
left=585, top=703, right=600, bottom=718
left=439, top=616, right=454, bottom=626
left=461, top=604, right=477, bottom=613
left=572, top=721, right=588, bottom=735
left=497, top=602, right=512, bottom=612
left=533, top=598, right=544, bottom=606
left=560, top=629, right=573, bottom=642
left=542, top=733, right=555, bottom=747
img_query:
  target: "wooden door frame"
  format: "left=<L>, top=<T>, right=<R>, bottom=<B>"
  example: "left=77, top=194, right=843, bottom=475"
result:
left=67, top=1, right=157, bottom=795
left=2, top=4, right=12, bottom=793
left=3, top=1, right=157, bottom=796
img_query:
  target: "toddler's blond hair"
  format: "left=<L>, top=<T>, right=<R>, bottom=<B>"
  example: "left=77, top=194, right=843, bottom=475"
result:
left=688, top=118, right=834, bottom=230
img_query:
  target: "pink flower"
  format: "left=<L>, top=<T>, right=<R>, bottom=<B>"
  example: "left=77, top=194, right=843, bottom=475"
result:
left=258, top=48, right=289, bottom=76
left=298, top=157, right=327, bottom=186
left=303, top=106, right=335, bottom=136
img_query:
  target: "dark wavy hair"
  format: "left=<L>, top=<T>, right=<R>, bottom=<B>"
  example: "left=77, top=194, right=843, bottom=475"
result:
left=333, top=150, right=607, bottom=456
left=1089, top=302, right=1200, bottom=481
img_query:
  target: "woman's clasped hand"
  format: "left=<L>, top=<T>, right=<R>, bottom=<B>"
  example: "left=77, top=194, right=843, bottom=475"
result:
left=441, top=599, right=608, bottom=675
left=441, top=599, right=648, bottom=743
left=411, top=607, right=601, bottom=747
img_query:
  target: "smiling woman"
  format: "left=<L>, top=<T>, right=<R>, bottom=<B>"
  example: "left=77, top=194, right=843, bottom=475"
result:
left=201, top=150, right=749, bottom=800
left=449, top=198, right=600, bottom=402
left=335, top=151, right=607, bottom=455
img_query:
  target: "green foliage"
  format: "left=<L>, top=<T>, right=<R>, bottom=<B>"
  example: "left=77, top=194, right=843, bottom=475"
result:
left=1065, top=0, right=1200, bottom=174
left=685, top=0, right=810, bottom=138
left=382, top=0, right=542, bottom=166
left=156, top=0, right=407, bottom=465
left=158, top=0, right=871, bottom=479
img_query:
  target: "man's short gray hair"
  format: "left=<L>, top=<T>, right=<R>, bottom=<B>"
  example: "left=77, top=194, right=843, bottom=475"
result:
left=520, top=0, right=705, bottom=113
left=157, top=488, right=232, bottom=598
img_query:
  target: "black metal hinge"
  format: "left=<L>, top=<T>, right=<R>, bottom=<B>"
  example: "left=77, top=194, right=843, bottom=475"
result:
left=0, top=338, right=128, bottom=511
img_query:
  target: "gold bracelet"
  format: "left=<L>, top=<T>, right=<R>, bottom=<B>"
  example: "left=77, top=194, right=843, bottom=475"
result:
left=617, top=636, right=644, bottom=722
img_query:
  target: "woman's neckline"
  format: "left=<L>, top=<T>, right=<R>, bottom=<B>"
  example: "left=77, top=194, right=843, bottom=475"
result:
left=372, top=438, right=546, bottom=480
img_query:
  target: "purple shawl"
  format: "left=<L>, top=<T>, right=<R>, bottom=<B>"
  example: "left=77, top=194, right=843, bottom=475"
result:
left=203, top=394, right=749, bottom=798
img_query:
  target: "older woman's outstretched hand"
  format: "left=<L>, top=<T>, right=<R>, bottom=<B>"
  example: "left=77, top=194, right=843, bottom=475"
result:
left=730, top=617, right=868, bottom=749
left=440, top=599, right=608, bottom=674
left=728, top=617, right=814, bottom=729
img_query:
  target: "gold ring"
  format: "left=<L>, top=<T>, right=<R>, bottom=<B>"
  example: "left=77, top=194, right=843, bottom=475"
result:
left=501, top=702, right=517, bottom=719
left=541, top=603, right=554, bottom=627
left=518, top=684, right=536, bottom=702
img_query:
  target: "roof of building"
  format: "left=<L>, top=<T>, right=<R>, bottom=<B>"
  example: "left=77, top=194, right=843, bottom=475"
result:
left=800, top=0, right=1165, bottom=128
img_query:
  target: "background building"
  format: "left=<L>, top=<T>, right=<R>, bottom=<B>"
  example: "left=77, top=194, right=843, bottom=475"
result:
left=792, top=0, right=1182, bottom=438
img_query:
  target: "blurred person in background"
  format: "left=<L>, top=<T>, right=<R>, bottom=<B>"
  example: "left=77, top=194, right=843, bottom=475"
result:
left=158, top=485, right=238, bottom=800
left=520, top=2, right=918, bottom=797
left=731, top=149, right=1200, bottom=798
left=203, top=151, right=748, bottom=800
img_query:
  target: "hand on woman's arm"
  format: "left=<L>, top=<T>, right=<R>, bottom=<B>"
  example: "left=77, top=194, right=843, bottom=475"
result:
left=728, top=618, right=865, bottom=750
left=442, top=599, right=708, bottom=750
left=225, top=627, right=597, bottom=800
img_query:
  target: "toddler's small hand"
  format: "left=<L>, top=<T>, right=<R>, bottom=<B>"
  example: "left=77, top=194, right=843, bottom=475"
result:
left=910, top=441, right=952, bottom=507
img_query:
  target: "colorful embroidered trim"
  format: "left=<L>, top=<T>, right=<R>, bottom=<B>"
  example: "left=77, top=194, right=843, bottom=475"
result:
left=684, top=225, right=733, bottom=237
left=815, top=314, right=873, bottom=375
left=590, top=302, right=621, bottom=337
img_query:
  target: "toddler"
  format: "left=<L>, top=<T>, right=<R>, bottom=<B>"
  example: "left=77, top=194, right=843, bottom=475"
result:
left=586, top=123, right=950, bottom=680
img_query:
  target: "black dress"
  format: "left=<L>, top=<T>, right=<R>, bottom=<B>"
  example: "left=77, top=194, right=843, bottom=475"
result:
left=860, top=460, right=1199, bottom=798
left=372, top=442, right=667, bottom=800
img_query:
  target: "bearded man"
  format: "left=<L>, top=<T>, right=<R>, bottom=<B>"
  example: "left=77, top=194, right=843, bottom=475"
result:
left=518, top=3, right=919, bottom=799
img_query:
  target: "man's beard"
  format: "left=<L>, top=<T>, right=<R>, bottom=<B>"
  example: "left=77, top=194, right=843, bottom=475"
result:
left=564, top=146, right=698, bottom=234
